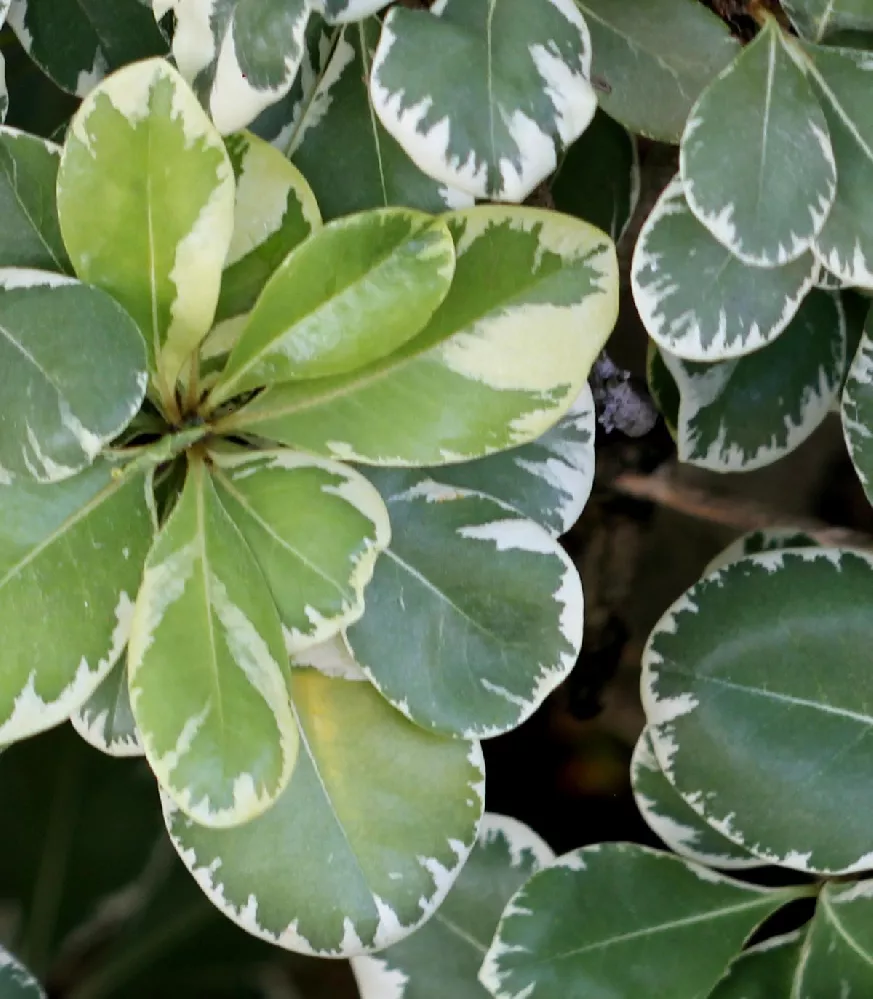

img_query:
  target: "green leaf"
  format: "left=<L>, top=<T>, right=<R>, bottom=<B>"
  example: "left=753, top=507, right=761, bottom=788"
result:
left=57, top=58, right=236, bottom=398
left=164, top=668, right=485, bottom=956
left=7, top=0, right=167, bottom=97
left=370, top=0, right=596, bottom=202
left=665, top=290, right=846, bottom=472
left=127, top=457, right=298, bottom=829
left=71, top=655, right=142, bottom=758
left=703, top=528, right=820, bottom=575
left=215, top=129, right=321, bottom=327
left=0, top=270, right=148, bottom=483
left=0, top=461, right=153, bottom=744
left=783, top=0, right=873, bottom=42
left=227, top=206, right=618, bottom=466
left=681, top=20, right=836, bottom=268
left=575, top=0, right=739, bottom=143
left=551, top=109, right=639, bottom=243
left=0, top=1, right=9, bottom=124
left=346, top=470, right=583, bottom=739
left=632, top=175, right=819, bottom=361
left=0, top=128, right=69, bottom=271
left=842, top=319, right=873, bottom=503
left=479, top=843, right=804, bottom=999
left=631, top=729, right=763, bottom=870
left=310, top=0, right=389, bottom=23
left=209, top=448, right=390, bottom=652
left=794, top=882, right=873, bottom=996
left=352, top=814, right=554, bottom=999
left=210, top=208, right=456, bottom=405
left=0, top=947, right=44, bottom=998
left=709, top=932, right=805, bottom=999
left=290, top=19, right=472, bottom=222
left=646, top=341, right=680, bottom=439
left=423, top=385, right=595, bottom=538
left=643, top=547, right=873, bottom=874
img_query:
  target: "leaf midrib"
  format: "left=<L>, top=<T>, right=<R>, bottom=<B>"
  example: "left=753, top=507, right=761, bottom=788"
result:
left=0, top=150, right=66, bottom=271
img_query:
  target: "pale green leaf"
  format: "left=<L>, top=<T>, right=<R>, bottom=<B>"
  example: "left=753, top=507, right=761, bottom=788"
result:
left=632, top=175, right=819, bottom=362
left=71, top=655, right=142, bottom=758
left=646, top=341, right=680, bottom=439
left=346, top=470, right=583, bottom=739
left=842, top=318, right=873, bottom=503
left=784, top=0, right=873, bottom=42
left=709, top=932, right=805, bottom=999
left=479, top=843, right=804, bottom=999
left=209, top=448, right=390, bottom=652
left=371, top=0, right=596, bottom=202
left=643, top=547, right=873, bottom=874
left=226, top=207, right=618, bottom=466
left=210, top=208, right=456, bottom=405
left=352, top=814, right=554, bottom=999
left=0, top=947, right=43, bottom=998
left=57, top=58, right=235, bottom=397
left=793, top=882, right=873, bottom=996
left=164, top=668, right=485, bottom=956
left=128, top=457, right=298, bottom=829
left=576, top=0, right=739, bottom=143
left=703, top=528, right=819, bottom=576
left=681, top=20, right=836, bottom=267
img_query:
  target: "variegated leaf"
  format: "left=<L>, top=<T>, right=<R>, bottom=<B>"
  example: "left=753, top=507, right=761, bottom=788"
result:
left=665, top=290, right=845, bottom=472
left=0, top=462, right=152, bottom=745
left=128, top=457, right=298, bottom=829
left=164, top=668, right=485, bottom=956
left=646, top=341, right=680, bottom=439
left=0, top=0, right=9, bottom=124
left=346, top=470, right=583, bottom=739
left=681, top=19, right=836, bottom=268
left=632, top=175, right=819, bottom=362
left=57, top=59, right=235, bottom=400
left=290, top=19, right=473, bottom=221
left=842, top=316, right=873, bottom=504
left=310, top=0, right=389, bottom=24
left=209, top=209, right=456, bottom=405
left=794, top=881, right=873, bottom=996
left=71, top=655, right=142, bottom=758
left=0, top=270, right=147, bottom=483
left=295, top=634, right=368, bottom=681
left=370, top=0, right=596, bottom=202
left=783, top=0, right=873, bottom=42
left=156, top=0, right=310, bottom=135
left=352, top=814, right=554, bottom=999
left=209, top=449, right=390, bottom=653
left=7, top=0, right=166, bottom=97
left=224, top=207, right=618, bottom=466
left=0, top=947, right=43, bottom=998
left=703, top=528, right=819, bottom=576
left=710, top=932, right=805, bottom=999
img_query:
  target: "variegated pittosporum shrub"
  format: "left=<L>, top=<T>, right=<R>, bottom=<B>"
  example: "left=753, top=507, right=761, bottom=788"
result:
left=0, top=54, right=619, bottom=964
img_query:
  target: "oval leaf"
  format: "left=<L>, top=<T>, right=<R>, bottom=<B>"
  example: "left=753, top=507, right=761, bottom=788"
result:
left=703, top=528, right=820, bottom=576
left=794, top=882, right=873, bottom=996
left=644, top=547, right=873, bottom=874
left=681, top=20, right=836, bottom=268
left=71, top=655, right=142, bottom=758
left=632, top=175, right=819, bottom=362
left=227, top=206, right=618, bottom=466
left=57, top=58, right=235, bottom=395
left=128, top=458, right=298, bottom=829
left=209, top=448, right=390, bottom=652
left=710, top=932, right=805, bottom=999
left=479, top=843, right=804, bottom=999
left=346, top=471, right=583, bottom=739
left=371, top=0, right=596, bottom=202
left=210, top=208, right=456, bottom=405
left=164, top=668, right=485, bottom=956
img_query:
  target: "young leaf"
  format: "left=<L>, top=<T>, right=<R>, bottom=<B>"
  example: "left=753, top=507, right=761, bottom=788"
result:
left=163, top=668, right=485, bottom=956
left=215, top=130, right=321, bottom=326
left=226, top=207, right=618, bottom=466
left=0, top=947, right=44, bottom=998
left=71, top=655, right=142, bottom=758
left=644, top=547, right=873, bottom=874
left=0, top=128, right=70, bottom=271
left=709, top=932, right=805, bottom=999
left=842, top=318, right=873, bottom=504
left=632, top=176, right=819, bottom=362
left=352, top=814, right=555, bottom=999
left=345, top=471, right=583, bottom=739
left=631, top=729, right=764, bottom=870
left=665, top=290, right=846, bottom=472
left=155, top=0, right=311, bottom=135
left=209, top=448, right=390, bottom=652
left=681, top=19, right=836, bottom=268
left=127, top=458, right=298, bottom=830
left=783, top=0, right=873, bottom=42
left=210, top=209, right=456, bottom=405
left=0, top=269, right=148, bottom=483
left=57, top=58, right=235, bottom=397
left=575, top=0, right=739, bottom=143
left=370, top=0, right=596, bottom=202
left=7, top=0, right=166, bottom=97
left=793, top=882, right=873, bottom=996
left=290, top=19, right=473, bottom=221
left=703, top=528, right=819, bottom=576
left=479, top=843, right=804, bottom=999
left=646, top=341, right=680, bottom=439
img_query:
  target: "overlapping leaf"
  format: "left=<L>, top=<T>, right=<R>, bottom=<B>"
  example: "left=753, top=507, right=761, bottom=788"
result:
left=311, top=0, right=389, bottom=23
left=784, top=0, right=873, bottom=42
left=164, top=668, right=485, bottom=956
left=71, top=656, right=142, bottom=758
left=681, top=19, right=836, bottom=268
left=371, top=0, right=596, bottom=202
left=227, top=207, right=618, bottom=466
left=703, top=528, right=819, bottom=575
left=644, top=547, right=873, bottom=874
left=0, top=0, right=9, bottom=123
left=646, top=341, right=680, bottom=438
left=794, top=882, right=873, bottom=996
left=710, top=932, right=805, bottom=999
left=842, top=316, right=873, bottom=504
